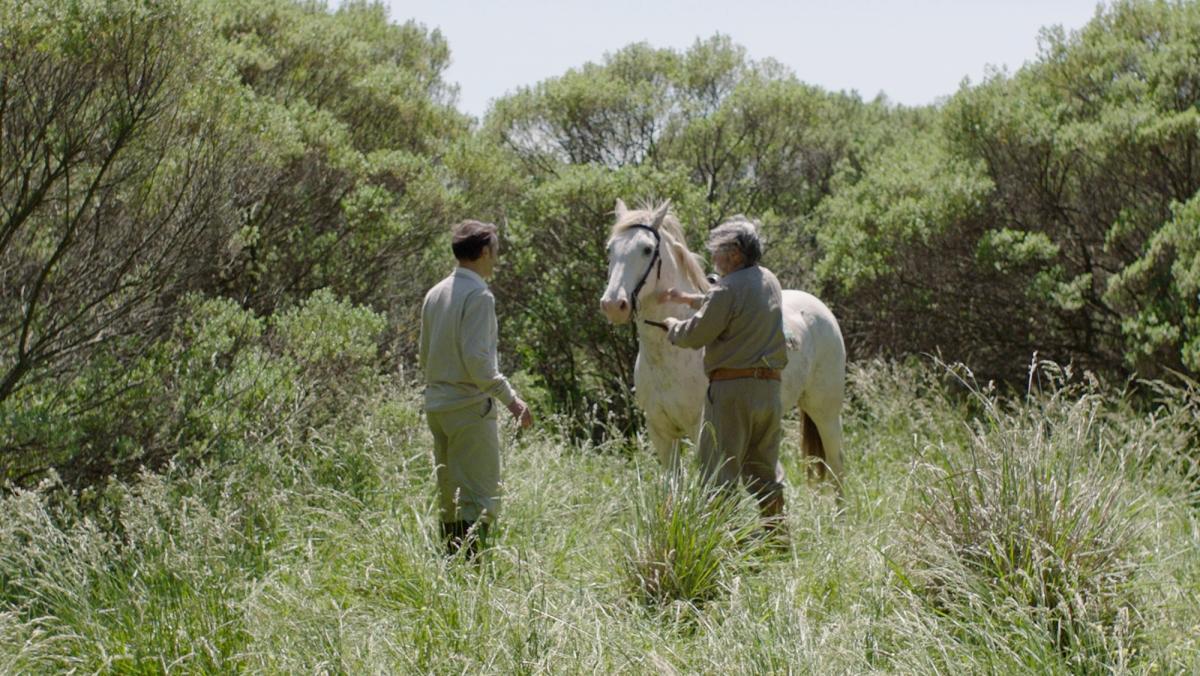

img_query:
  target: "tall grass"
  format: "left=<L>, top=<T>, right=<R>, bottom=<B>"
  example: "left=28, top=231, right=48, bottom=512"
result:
left=620, top=467, right=766, bottom=608
left=1, top=358, right=1196, bottom=673
left=895, top=362, right=1152, bottom=671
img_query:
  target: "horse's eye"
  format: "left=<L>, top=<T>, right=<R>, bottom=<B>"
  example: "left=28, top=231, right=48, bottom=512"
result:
left=642, top=246, right=653, bottom=255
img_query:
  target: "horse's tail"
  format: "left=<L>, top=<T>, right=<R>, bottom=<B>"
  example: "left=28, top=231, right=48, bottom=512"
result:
left=801, top=411, right=828, bottom=482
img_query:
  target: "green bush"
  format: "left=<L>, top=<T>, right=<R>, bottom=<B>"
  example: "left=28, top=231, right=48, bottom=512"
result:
left=810, top=0, right=1200, bottom=383
left=0, top=289, right=389, bottom=490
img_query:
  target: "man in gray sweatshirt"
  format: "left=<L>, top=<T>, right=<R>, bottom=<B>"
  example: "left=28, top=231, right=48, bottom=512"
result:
left=660, top=218, right=789, bottom=527
left=419, top=220, right=533, bottom=557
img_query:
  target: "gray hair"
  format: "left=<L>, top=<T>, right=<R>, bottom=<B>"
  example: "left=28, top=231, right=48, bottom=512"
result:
left=707, top=217, right=762, bottom=266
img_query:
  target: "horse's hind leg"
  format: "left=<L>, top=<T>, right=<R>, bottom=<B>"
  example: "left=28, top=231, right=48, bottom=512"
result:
left=798, top=403, right=845, bottom=494
left=806, top=407, right=845, bottom=493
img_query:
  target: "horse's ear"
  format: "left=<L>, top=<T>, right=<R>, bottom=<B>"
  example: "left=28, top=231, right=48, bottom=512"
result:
left=650, top=200, right=671, bottom=229
left=614, top=199, right=628, bottom=219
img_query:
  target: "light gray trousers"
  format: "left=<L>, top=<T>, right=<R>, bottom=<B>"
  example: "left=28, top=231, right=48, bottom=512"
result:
left=426, top=397, right=501, bottom=524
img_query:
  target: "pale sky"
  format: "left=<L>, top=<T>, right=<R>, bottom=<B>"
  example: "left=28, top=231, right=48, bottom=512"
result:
left=380, top=0, right=1105, bottom=119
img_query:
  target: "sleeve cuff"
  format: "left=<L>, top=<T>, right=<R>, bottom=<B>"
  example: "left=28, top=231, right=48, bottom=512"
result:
left=494, top=380, right=518, bottom=407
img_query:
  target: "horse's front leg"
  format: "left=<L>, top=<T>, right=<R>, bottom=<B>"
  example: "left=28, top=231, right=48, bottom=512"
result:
left=646, top=422, right=681, bottom=471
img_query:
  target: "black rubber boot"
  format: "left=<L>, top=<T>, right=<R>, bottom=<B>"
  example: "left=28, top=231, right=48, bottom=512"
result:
left=757, top=492, right=789, bottom=549
left=467, top=522, right=489, bottom=560
left=441, top=520, right=469, bottom=557
left=441, top=520, right=490, bottom=560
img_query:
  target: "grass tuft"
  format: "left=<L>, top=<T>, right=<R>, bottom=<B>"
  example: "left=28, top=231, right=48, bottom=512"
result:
left=620, top=466, right=767, bottom=608
left=900, top=360, right=1152, bottom=670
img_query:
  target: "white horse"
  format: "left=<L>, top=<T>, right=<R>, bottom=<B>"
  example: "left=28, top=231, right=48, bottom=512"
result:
left=599, top=200, right=846, bottom=486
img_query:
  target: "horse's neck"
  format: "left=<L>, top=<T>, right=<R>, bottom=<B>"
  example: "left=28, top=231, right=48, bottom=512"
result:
left=636, top=260, right=704, bottom=356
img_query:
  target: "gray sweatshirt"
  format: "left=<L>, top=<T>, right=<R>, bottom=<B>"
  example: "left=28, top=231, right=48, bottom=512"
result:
left=419, top=267, right=517, bottom=412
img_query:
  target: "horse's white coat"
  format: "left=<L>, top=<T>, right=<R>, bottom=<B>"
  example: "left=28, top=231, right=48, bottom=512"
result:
left=600, top=201, right=846, bottom=483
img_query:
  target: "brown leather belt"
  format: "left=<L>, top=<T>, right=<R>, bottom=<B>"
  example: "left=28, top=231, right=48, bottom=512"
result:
left=708, top=367, right=782, bottom=382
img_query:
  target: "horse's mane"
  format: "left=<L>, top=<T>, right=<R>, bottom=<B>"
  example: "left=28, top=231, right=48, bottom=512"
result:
left=610, top=202, right=711, bottom=293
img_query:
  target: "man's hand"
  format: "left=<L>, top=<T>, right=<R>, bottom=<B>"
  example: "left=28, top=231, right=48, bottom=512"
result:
left=507, top=397, right=533, bottom=429
left=657, top=288, right=701, bottom=309
left=657, top=287, right=686, bottom=305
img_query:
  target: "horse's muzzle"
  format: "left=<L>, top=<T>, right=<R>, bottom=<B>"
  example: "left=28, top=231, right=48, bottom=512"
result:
left=600, top=296, right=631, bottom=324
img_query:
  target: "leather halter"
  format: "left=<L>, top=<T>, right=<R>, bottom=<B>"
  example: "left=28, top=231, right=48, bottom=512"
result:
left=625, top=223, right=662, bottom=319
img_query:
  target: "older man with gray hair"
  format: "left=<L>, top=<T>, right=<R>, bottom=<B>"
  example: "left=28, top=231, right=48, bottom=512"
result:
left=659, top=217, right=789, bottom=528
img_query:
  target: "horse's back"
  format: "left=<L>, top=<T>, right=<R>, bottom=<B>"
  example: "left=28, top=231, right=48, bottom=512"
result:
left=779, top=290, right=845, bottom=409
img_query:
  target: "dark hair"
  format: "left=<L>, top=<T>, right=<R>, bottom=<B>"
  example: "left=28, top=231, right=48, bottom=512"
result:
left=451, top=220, right=498, bottom=261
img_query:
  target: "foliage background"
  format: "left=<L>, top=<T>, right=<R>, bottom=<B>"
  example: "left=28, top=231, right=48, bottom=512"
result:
left=1, top=0, right=1198, bottom=672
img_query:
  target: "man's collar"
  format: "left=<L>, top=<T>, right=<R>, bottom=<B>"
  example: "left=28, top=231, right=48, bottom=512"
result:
left=455, top=266, right=487, bottom=286
left=728, top=263, right=757, bottom=276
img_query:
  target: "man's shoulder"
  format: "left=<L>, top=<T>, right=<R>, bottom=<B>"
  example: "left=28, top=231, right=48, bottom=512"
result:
left=464, top=282, right=493, bottom=300
left=722, top=266, right=759, bottom=289
left=424, top=273, right=454, bottom=300
left=457, top=284, right=495, bottom=316
left=454, top=269, right=493, bottom=292
left=757, top=265, right=782, bottom=287
left=706, top=279, right=732, bottom=299
left=738, top=265, right=781, bottom=288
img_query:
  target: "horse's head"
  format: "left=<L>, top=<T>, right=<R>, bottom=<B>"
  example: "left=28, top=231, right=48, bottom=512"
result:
left=600, top=199, right=673, bottom=324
